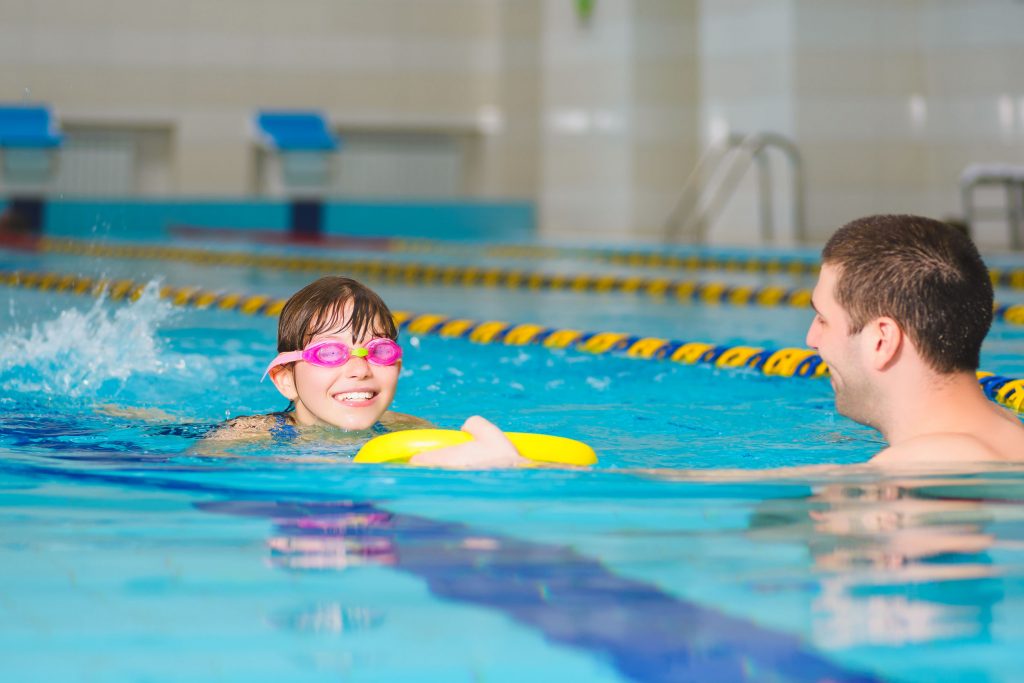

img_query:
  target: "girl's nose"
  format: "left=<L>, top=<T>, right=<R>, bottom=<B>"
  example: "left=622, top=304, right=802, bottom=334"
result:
left=344, top=355, right=372, bottom=378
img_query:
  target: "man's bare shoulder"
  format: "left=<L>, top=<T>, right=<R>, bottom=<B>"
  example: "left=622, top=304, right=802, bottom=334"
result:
left=203, top=414, right=279, bottom=441
left=871, top=431, right=1024, bottom=468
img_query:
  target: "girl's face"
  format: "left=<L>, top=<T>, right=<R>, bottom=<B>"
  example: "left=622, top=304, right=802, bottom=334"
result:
left=271, top=308, right=400, bottom=432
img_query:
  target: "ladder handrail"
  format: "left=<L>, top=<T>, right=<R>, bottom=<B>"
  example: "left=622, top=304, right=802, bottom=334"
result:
left=662, top=143, right=731, bottom=243
left=664, top=132, right=805, bottom=244
left=689, top=135, right=761, bottom=242
left=960, top=164, right=1024, bottom=250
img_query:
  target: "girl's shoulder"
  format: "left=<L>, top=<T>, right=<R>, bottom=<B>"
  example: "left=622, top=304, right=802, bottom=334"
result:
left=204, top=413, right=288, bottom=441
left=380, top=411, right=434, bottom=430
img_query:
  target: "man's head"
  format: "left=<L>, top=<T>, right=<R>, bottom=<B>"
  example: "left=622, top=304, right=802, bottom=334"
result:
left=819, top=214, right=992, bottom=374
left=807, top=215, right=992, bottom=428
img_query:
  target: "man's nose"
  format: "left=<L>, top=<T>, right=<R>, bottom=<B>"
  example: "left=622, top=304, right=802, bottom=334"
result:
left=805, top=319, right=819, bottom=348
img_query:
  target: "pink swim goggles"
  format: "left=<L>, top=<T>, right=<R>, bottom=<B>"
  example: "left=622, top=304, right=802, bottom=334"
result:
left=263, top=338, right=402, bottom=380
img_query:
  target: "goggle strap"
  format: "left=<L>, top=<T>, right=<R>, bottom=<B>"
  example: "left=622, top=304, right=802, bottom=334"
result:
left=261, top=350, right=303, bottom=382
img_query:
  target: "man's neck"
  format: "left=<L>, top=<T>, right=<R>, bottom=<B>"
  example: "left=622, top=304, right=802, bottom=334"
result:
left=878, top=370, right=990, bottom=446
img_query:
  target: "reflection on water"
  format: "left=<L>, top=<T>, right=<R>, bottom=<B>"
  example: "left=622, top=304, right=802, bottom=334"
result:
left=268, top=511, right=397, bottom=569
left=749, top=475, right=1024, bottom=649
left=270, top=603, right=386, bottom=635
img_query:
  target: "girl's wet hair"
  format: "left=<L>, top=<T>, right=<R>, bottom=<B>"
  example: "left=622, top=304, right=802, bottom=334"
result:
left=277, top=276, right=398, bottom=353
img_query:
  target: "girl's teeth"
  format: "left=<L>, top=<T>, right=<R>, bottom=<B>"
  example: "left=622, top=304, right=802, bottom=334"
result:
left=340, top=392, right=373, bottom=401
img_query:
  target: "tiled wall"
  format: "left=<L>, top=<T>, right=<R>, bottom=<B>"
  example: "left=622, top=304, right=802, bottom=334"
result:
left=537, top=0, right=699, bottom=242
left=701, top=0, right=1024, bottom=247
left=698, top=0, right=797, bottom=245
left=0, top=0, right=504, bottom=196
left=3, top=0, right=1022, bottom=245
left=538, top=0, right=635, bottom=240
left=630, top=2, right=700, bottom=243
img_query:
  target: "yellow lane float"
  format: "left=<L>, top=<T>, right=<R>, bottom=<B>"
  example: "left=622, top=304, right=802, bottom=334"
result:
left=354, top=429, right=597, bottom=466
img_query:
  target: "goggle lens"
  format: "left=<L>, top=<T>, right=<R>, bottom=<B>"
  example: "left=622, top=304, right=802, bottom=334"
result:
left=310, top=343, right=347, bottom=365
left=366, top=338, right=402, bottom=365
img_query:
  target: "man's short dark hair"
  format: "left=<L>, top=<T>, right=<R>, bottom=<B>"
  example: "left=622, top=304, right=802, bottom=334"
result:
left=822, top=214, right=993, bottom=373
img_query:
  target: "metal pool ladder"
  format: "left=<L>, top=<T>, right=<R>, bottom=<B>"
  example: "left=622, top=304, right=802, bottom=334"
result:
left=960, top=164, right=1024, bottom=249
left=664, top=132, right=806, bottom=244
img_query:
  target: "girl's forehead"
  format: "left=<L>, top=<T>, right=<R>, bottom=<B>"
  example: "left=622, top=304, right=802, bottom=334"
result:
left=307, top=318, right=359, bottom=341
left=306, top=308, right=385, bottom=343
left=309, top=328, right=355, bottom=342
left=307, top=300, right=353, bottom=328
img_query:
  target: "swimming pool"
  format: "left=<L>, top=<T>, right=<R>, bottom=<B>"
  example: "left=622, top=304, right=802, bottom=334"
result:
left=3, top=235, right=1024, bottom=682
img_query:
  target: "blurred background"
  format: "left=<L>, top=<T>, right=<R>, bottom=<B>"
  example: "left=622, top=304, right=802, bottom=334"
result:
left=2, top=0, right=1024, bottom=247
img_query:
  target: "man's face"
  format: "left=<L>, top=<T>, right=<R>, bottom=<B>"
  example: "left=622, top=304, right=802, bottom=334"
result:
left=806, top=264, right=877, bottom=427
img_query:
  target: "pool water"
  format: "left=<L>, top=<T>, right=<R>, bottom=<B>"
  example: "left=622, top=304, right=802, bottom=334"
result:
left=3, top=237, right=1024, bottom=682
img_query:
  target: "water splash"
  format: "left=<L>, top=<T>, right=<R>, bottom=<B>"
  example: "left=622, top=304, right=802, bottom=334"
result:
left=0, top=282, right=179, bottom=399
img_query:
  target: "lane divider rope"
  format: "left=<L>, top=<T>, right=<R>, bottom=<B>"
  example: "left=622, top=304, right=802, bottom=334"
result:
left=26, top=237, right=1024, bottom=323
left=396, top=238, right=823, bottom=275
left=398, top=238, right=1024, bottom=289
left=168, top=227, right=823, bottom=274
left=3, top=268, right=1022, bottom=413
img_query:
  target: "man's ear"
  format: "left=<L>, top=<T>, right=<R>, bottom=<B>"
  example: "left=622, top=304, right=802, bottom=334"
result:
left=269, top=365, right=299, bottom=401
left=866, top=316, right=903, bottom=370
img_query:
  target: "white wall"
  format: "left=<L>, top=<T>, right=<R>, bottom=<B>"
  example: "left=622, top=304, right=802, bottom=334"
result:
left=3, top=0, right=1023, bottom=245
left=537, top=0, right=699, bottom=243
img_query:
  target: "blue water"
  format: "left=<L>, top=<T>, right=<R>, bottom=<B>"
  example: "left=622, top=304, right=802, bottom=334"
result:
left=3, top=238, right=1024, bottom=682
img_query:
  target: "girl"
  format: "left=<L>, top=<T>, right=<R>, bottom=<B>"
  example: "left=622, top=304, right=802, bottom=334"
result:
left=205, top=275, right=430, bottom=440
left=205, top=274, right=524, bottom=467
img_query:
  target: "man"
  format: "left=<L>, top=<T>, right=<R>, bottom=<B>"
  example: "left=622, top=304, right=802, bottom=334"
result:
left=415, top=214, right=1024, bottom=468
left=807, top=214, right=1024, bottom=465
